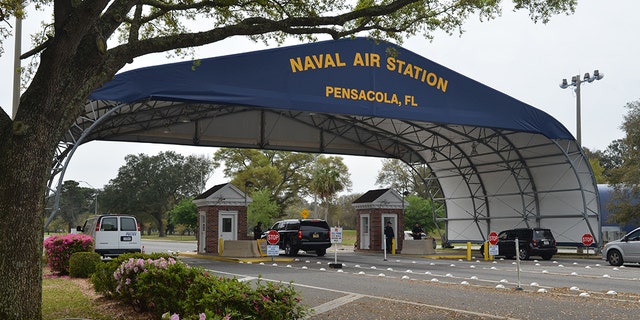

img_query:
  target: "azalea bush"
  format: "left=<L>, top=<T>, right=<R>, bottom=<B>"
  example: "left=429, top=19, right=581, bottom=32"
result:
left=102, top=255, right=309, bottom=319
left=43, top=234, right=94, bottom=275
left=91, top=252, right=176, bottom=298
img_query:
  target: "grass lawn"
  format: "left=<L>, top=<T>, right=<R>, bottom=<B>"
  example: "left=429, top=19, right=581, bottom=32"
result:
left=42, top=272, right=153, bottom=320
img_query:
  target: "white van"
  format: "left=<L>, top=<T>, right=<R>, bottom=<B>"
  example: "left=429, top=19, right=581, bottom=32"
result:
left=78, top=215, right=142, bottom=257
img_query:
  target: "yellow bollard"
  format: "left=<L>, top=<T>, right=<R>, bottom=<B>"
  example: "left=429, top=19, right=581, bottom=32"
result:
left=467, top=242, right=472, bottom=261
left=484, top=241, right=494, bottom=261
left=219, top=237, right=224, bottom=255
left=392, top=237, right=396, bottom=255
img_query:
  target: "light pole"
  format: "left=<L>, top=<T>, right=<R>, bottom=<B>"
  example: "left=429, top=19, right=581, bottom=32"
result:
left=559, top=70, right=604, bottom=146
left=79, top=181, right=98, bottom=215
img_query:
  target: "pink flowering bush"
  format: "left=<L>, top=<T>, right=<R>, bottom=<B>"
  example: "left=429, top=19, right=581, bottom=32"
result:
left=106, top=255, right=308, bottom=319
left=43, top=233, right=94, bottom=275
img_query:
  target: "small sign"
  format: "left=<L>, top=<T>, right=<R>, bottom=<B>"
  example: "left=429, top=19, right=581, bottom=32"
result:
left=488, top=231, right=499, bottom=245
left=301, top=209, right=310, bottom=219
left=266, top=245, right=280, bottom=256
left=582, top=233, right=594, bottom=246
left=489, top=245, right=499, bottom=256
left=331, top=227, right=343, bottom=244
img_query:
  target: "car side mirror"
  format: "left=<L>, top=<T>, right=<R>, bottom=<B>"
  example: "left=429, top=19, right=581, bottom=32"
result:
left=76, top=226, right=82, bottom=232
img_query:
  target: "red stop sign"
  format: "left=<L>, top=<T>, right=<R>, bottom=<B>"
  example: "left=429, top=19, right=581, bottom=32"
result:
left=488, top=231, right=499, bottom=245
left=266, top=230, right=280, bottom=245
left=582, top=233, right=594, bottom=246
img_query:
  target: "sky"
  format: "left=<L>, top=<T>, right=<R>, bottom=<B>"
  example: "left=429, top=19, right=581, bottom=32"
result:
left=1, top=0, right=639, bottom=194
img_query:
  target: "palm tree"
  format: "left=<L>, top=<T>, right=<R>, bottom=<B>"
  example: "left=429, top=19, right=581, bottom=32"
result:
left=310, top=156, right=352, bottom=223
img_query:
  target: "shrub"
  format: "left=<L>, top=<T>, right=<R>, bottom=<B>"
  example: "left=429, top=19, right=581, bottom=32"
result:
left=91, top=252, right=176, bottom=298
left=69, top=251, right=102, bottom=278
left=95, top=254, right=309, bottom=319
left=43, top=234, right=94, bottom=275
left=182, top=274, right=307, bottom=319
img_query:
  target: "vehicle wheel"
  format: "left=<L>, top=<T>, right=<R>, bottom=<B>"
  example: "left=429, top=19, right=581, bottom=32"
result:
left=518, top=247, right=529, bottom=260
left=284, top=241, right=298, bottom=256
left=541, top=254, right=553, bottom=261
left=316, top=248, right=326, bottom=256
left=607, top=249, right=624, bottom=266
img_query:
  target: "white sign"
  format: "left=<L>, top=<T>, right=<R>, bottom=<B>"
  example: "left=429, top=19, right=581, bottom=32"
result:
left=331, top=227, right=343, bottom=244
left=266, top=245, right=280, bottom=256
left=489, top=244, right=499, bottom=256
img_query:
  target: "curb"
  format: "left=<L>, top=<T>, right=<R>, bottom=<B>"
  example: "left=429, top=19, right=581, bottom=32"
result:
left=178, top=251, right=296, bottom=263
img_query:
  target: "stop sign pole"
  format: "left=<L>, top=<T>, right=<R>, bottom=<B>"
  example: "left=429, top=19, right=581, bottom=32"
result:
left=582, top=233, right=594, bottom=256
left=266, top=230, right=280, bottom=260
left=485, top=231, right=498, bottom=261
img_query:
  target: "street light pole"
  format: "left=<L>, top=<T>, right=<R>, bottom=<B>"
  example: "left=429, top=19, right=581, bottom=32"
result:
left=559, top=70, right=604, bottom=146
left=79, top=181, right=98, bottom=215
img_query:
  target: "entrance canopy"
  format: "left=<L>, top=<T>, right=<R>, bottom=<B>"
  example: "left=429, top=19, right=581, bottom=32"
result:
left=59, top=37, right=599, bottom=245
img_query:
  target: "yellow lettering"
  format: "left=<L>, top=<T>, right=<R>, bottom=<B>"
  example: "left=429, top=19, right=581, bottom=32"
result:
left=438, top=78, right=448, bottom=92
left=353, top=53, right=365, bottom=66
left=304, top=56, right=317, bottom=70
left=386, top=57, right=397, bottom=71
left=290, top=58, right=303, bottom=73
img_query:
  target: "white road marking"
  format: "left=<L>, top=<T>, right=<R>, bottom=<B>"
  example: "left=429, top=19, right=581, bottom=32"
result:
left=311, top=293, right=363, bottom=315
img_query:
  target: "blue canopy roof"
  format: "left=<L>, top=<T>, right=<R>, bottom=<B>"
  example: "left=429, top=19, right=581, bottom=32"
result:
left=90, top=37, right=573, bottom=140
left=78, top=37, right=599, bottom=247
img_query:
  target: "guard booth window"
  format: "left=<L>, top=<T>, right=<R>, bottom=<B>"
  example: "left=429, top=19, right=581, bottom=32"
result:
left=222, top=217, right=232, bottom=233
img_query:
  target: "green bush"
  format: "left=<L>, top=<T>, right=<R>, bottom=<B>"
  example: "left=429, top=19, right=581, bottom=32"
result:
left=182, top=273, right=308, bottom=319
left=90, top=252, right=176, bottom=298
left=69, top=252, right=102, bottom=278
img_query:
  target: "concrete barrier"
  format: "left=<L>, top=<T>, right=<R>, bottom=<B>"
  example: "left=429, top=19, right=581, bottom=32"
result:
left=220, top=240, right=261, bottom=257
left=402, top=238, right=436, bottom=255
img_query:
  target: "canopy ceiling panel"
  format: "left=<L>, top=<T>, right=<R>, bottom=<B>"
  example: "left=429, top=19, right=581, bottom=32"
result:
left=52, top=37, right=600, bottom=245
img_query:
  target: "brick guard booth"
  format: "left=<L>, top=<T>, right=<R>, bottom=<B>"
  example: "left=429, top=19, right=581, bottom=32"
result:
left=352, top=189, right=406, bottom=253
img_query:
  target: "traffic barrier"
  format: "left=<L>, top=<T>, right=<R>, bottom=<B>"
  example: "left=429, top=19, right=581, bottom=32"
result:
left=402, top=238, right=436, bottom=255
left=220, top=240, right=261, bottom=257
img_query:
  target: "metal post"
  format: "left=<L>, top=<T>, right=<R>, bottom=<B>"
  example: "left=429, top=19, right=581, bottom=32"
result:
left=12, top=14, right=22, bottom=119
left=559, top=70, right=603, bottom=146
left=575, top=78, right=582, bottom=146
left=515, top=237, right=522, bottom=290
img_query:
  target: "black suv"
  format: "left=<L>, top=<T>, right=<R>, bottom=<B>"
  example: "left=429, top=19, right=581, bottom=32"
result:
left=481, top=228, right=557, bottom=260
left=268, top=219, right=332, bottom=256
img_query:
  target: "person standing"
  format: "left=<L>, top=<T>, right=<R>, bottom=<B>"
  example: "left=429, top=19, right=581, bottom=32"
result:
left=384, top=221, right=395, bottom=253
left=253, top=222, right=263, bottom=240
left=411, top=222, right=424, bottom=240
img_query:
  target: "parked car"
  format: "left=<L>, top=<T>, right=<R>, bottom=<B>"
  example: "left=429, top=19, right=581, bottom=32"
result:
left=77, top=215, right=142, bottom=258
left=602, top=226, right=640, bottom=266
left=267, top=219, right=332, bottom=256
left=480, top=228, right=557, bottom=260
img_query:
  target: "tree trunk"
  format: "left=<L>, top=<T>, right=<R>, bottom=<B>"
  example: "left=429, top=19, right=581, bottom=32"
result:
left=0, top=117, right=53, bottom=319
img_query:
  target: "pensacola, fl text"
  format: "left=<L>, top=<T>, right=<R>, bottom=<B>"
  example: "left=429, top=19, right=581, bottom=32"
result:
left=325, top=86, right=418, bottom=107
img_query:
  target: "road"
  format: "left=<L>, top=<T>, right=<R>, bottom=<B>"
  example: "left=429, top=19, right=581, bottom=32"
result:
left=160, top=246, right=640, bottom=320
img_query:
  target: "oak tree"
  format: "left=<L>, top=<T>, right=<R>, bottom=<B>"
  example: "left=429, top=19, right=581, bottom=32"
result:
left=0, top=1, right=576, bottom=318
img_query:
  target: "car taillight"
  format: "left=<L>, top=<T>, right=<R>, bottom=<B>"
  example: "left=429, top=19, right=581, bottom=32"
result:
left=297, top=231, right=302, bottom=239
left=95, top=223, right=100, bottom=232
left=137, top=223, right=141, bottom=231
left=532, top=239, right=537, bottom=246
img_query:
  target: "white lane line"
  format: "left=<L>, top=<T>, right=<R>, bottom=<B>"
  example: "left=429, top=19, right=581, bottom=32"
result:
left=237, top=276, right=257, bottom=282
left=311, top=293, right=363, bottom=315
left=204, top=268, right=519, bottom=320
